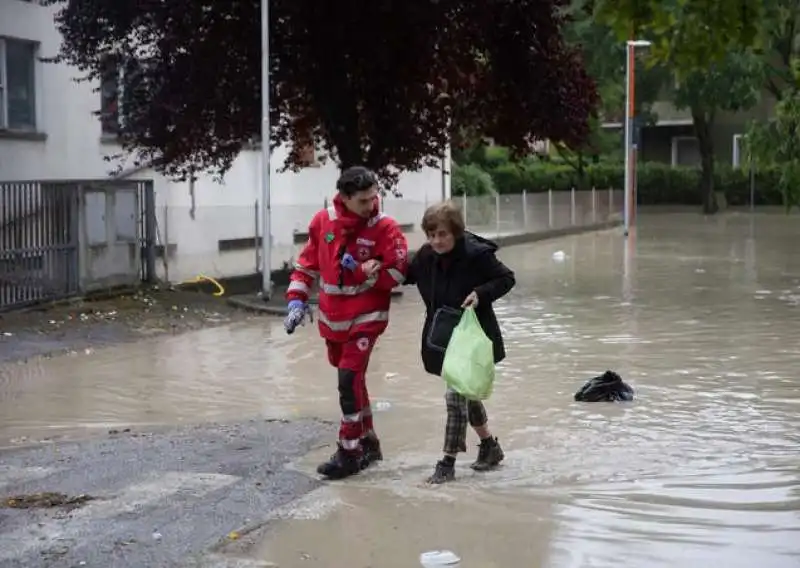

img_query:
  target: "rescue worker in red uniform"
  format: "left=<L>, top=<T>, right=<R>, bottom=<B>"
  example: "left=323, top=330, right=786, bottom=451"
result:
left=284, top=166, right=409, bottom=479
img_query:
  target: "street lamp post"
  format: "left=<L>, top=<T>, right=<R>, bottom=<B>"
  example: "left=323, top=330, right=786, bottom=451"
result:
left=260, top=0, right=273, bottom=300
left=623, top=39, right=651, bottom=237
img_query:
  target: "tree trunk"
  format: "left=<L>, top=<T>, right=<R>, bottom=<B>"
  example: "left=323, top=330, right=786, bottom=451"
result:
left=691, top=107, right=717, bottom=215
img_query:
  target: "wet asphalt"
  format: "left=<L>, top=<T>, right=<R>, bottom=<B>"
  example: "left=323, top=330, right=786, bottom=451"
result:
left=0, top=419, right=335, bottom=568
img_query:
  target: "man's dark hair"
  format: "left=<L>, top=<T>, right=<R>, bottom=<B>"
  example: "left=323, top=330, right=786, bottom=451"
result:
left=336, top=166, right=378, bottom=197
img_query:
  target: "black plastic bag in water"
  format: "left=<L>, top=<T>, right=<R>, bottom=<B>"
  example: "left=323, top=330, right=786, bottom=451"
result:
left=574, top=370, right=634, bottom=402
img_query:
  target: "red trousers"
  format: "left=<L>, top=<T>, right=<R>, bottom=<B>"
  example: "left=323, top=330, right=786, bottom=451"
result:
left=326, top=335, right=376, bottom=452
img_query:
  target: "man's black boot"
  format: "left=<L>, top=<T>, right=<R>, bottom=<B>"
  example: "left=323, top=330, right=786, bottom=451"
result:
left=317, top=444, right=361, bottom=480
left=360, top=437, right=383, bottom=470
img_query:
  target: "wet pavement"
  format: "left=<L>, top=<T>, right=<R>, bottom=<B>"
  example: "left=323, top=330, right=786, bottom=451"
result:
left=0, top=289, right=255, bottom=365
left=2, top=211, right=800, bottom=567
left=0, top=419, right=332, bottom=568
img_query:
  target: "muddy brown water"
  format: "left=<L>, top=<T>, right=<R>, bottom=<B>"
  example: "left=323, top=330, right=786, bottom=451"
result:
left=2, top=212, right=800, bottom=567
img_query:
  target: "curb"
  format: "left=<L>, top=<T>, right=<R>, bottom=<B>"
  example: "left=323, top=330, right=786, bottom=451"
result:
left=492, top=219, right=621, bottom=247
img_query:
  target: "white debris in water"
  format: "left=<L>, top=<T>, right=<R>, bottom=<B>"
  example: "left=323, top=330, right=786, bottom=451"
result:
left=552, top=250, right=566, bottom=261
left=374, top=401, right=392, bottom=412
left=420, top=550, right=461, bottom=567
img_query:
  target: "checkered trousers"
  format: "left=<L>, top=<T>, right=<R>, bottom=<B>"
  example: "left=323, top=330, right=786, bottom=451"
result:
left=443, top=387, right=488, bottom=454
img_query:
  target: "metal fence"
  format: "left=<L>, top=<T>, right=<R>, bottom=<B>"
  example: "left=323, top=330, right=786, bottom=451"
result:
left=0, top=180, right=156, bottom=312
left=451, top=188, right=623, bottom=239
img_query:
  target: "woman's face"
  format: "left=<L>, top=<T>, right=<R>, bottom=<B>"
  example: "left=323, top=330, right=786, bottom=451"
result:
left=427, top=224, right=456, bottom=254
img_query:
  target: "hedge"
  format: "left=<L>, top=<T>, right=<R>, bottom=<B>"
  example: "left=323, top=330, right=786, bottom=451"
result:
left=453, top=161, right=785, bottom=206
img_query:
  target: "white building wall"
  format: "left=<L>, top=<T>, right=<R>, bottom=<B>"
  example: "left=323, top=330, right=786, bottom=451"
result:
left=0, top=1, right=450, bottom=283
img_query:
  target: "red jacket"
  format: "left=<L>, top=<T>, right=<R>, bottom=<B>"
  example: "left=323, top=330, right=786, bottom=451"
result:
left=286, top=194, right=409, bottom=342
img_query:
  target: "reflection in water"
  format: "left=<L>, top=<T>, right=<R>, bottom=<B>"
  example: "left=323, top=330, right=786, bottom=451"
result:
left=2, top=212, right=800, bottom=566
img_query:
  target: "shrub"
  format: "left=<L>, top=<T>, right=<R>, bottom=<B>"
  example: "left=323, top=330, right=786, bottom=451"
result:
left=451, top=161, right=785, bottom=206
left=450, top=162, right=496, bottom=196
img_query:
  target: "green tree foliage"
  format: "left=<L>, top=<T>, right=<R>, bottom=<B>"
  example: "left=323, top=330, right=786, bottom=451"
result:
left=671, top=53, right=764, bottom=213
left=593, top=0, right=766, bottom=214
left=592, top=0, right=766, bottom=78
left=747, top=60, right=800, bottom=210
left=761, top=0, right=800, bottom=101
left=554, top=0, right=669, bottom=183
left=44, top=0, right=599, bottom=184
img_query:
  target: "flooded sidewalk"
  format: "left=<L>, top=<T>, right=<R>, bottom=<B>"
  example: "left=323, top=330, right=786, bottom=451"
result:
left=2, top=212, right=800, bottom=567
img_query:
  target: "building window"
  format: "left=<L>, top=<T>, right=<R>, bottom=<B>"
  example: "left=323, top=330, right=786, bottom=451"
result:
left=0, top=37, right=38, bottom=131
left=670, top=136, right=700, bottom=167
left=732, top=134, right=744, bottom=168
left=99, top=55, right=121, bottom=136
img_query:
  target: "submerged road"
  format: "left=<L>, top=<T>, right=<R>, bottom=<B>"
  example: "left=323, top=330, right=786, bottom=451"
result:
left=1, top=211, right=800, bottom=567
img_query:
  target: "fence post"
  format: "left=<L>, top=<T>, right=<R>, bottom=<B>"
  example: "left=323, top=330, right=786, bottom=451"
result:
left=570, top=187, right=576, bottom=225
left=591, top=186, right=597, bottom=223
left=163, top=203, right=170, bottom=283
left=608, top=187, right=613, bottom=219
left=522, top=190, right=528, bottom=229
left=254, top=199, right=260, bottom=274
left=548, top=189, right=553, bottom=228
left=462, top=194, right=468, bottom=227
left=143, top=181, right=157, bottom=284
left=495, top=193, right=501, bottom=236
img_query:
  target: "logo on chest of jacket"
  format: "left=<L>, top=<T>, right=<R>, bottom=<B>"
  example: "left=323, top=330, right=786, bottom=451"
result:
left=356, top=238, right=375, bottom=246
left=357, top=246, right=371, bottom=260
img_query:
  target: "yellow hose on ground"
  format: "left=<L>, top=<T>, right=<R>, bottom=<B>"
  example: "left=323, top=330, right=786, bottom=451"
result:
left=180, top=274, right=226, bottom=297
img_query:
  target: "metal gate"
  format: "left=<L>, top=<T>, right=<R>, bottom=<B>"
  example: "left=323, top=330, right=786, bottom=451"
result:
left=1, top=180, right=156, bottom=311
left=1, top=181, right=80, bottom=311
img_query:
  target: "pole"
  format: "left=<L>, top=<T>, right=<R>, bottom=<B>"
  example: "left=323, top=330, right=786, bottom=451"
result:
left=749, top=151, right=755, bottom=211
left=260, top=0, right=272, bottom=300
left=623, top=40, right=634, bottom=237
left=440, top=156, right=447, bottom=202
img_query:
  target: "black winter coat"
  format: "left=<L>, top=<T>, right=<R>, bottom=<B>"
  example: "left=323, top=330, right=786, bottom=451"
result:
left=405, top=232, right=516, bottom=376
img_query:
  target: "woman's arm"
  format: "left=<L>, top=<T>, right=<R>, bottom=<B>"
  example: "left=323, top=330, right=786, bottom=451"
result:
left=403, top=249, right=422, bottom=286
left=403, top=250, right=420, bottom=286
left=473, top=252, right=515, bottom=305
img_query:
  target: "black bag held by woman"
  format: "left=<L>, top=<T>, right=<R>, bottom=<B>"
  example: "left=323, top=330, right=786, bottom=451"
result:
left=425, top=306, right=463, bottom=352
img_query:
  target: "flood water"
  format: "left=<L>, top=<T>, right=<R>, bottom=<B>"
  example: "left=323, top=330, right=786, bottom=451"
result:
left=2, top=211, right=800, bottom=567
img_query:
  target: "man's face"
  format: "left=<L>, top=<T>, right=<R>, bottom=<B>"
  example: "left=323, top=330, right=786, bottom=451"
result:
left=342, top=185, right=378, bottom=218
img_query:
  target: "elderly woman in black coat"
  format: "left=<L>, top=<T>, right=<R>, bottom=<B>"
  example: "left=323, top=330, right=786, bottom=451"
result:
left=405, top=200, right=516, bottom=483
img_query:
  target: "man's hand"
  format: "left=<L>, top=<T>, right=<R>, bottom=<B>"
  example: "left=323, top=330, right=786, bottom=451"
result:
left=361, top=259, right=382, bottom=278
left=341, top=253, right=358, bottom=272
left=461, top=291, right=479, bottom=308
left=284, top=300, right=312, bottom=334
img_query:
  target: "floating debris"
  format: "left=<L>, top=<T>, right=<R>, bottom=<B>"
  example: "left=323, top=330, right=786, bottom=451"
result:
left=3, top=492, right=95, bottom=509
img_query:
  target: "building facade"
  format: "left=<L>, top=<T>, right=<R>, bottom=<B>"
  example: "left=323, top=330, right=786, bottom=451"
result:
left=603, top=96, right=777, bottom=169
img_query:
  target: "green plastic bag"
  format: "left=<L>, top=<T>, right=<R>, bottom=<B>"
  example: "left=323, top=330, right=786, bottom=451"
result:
left=441, top=308, right=495, bottom=400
